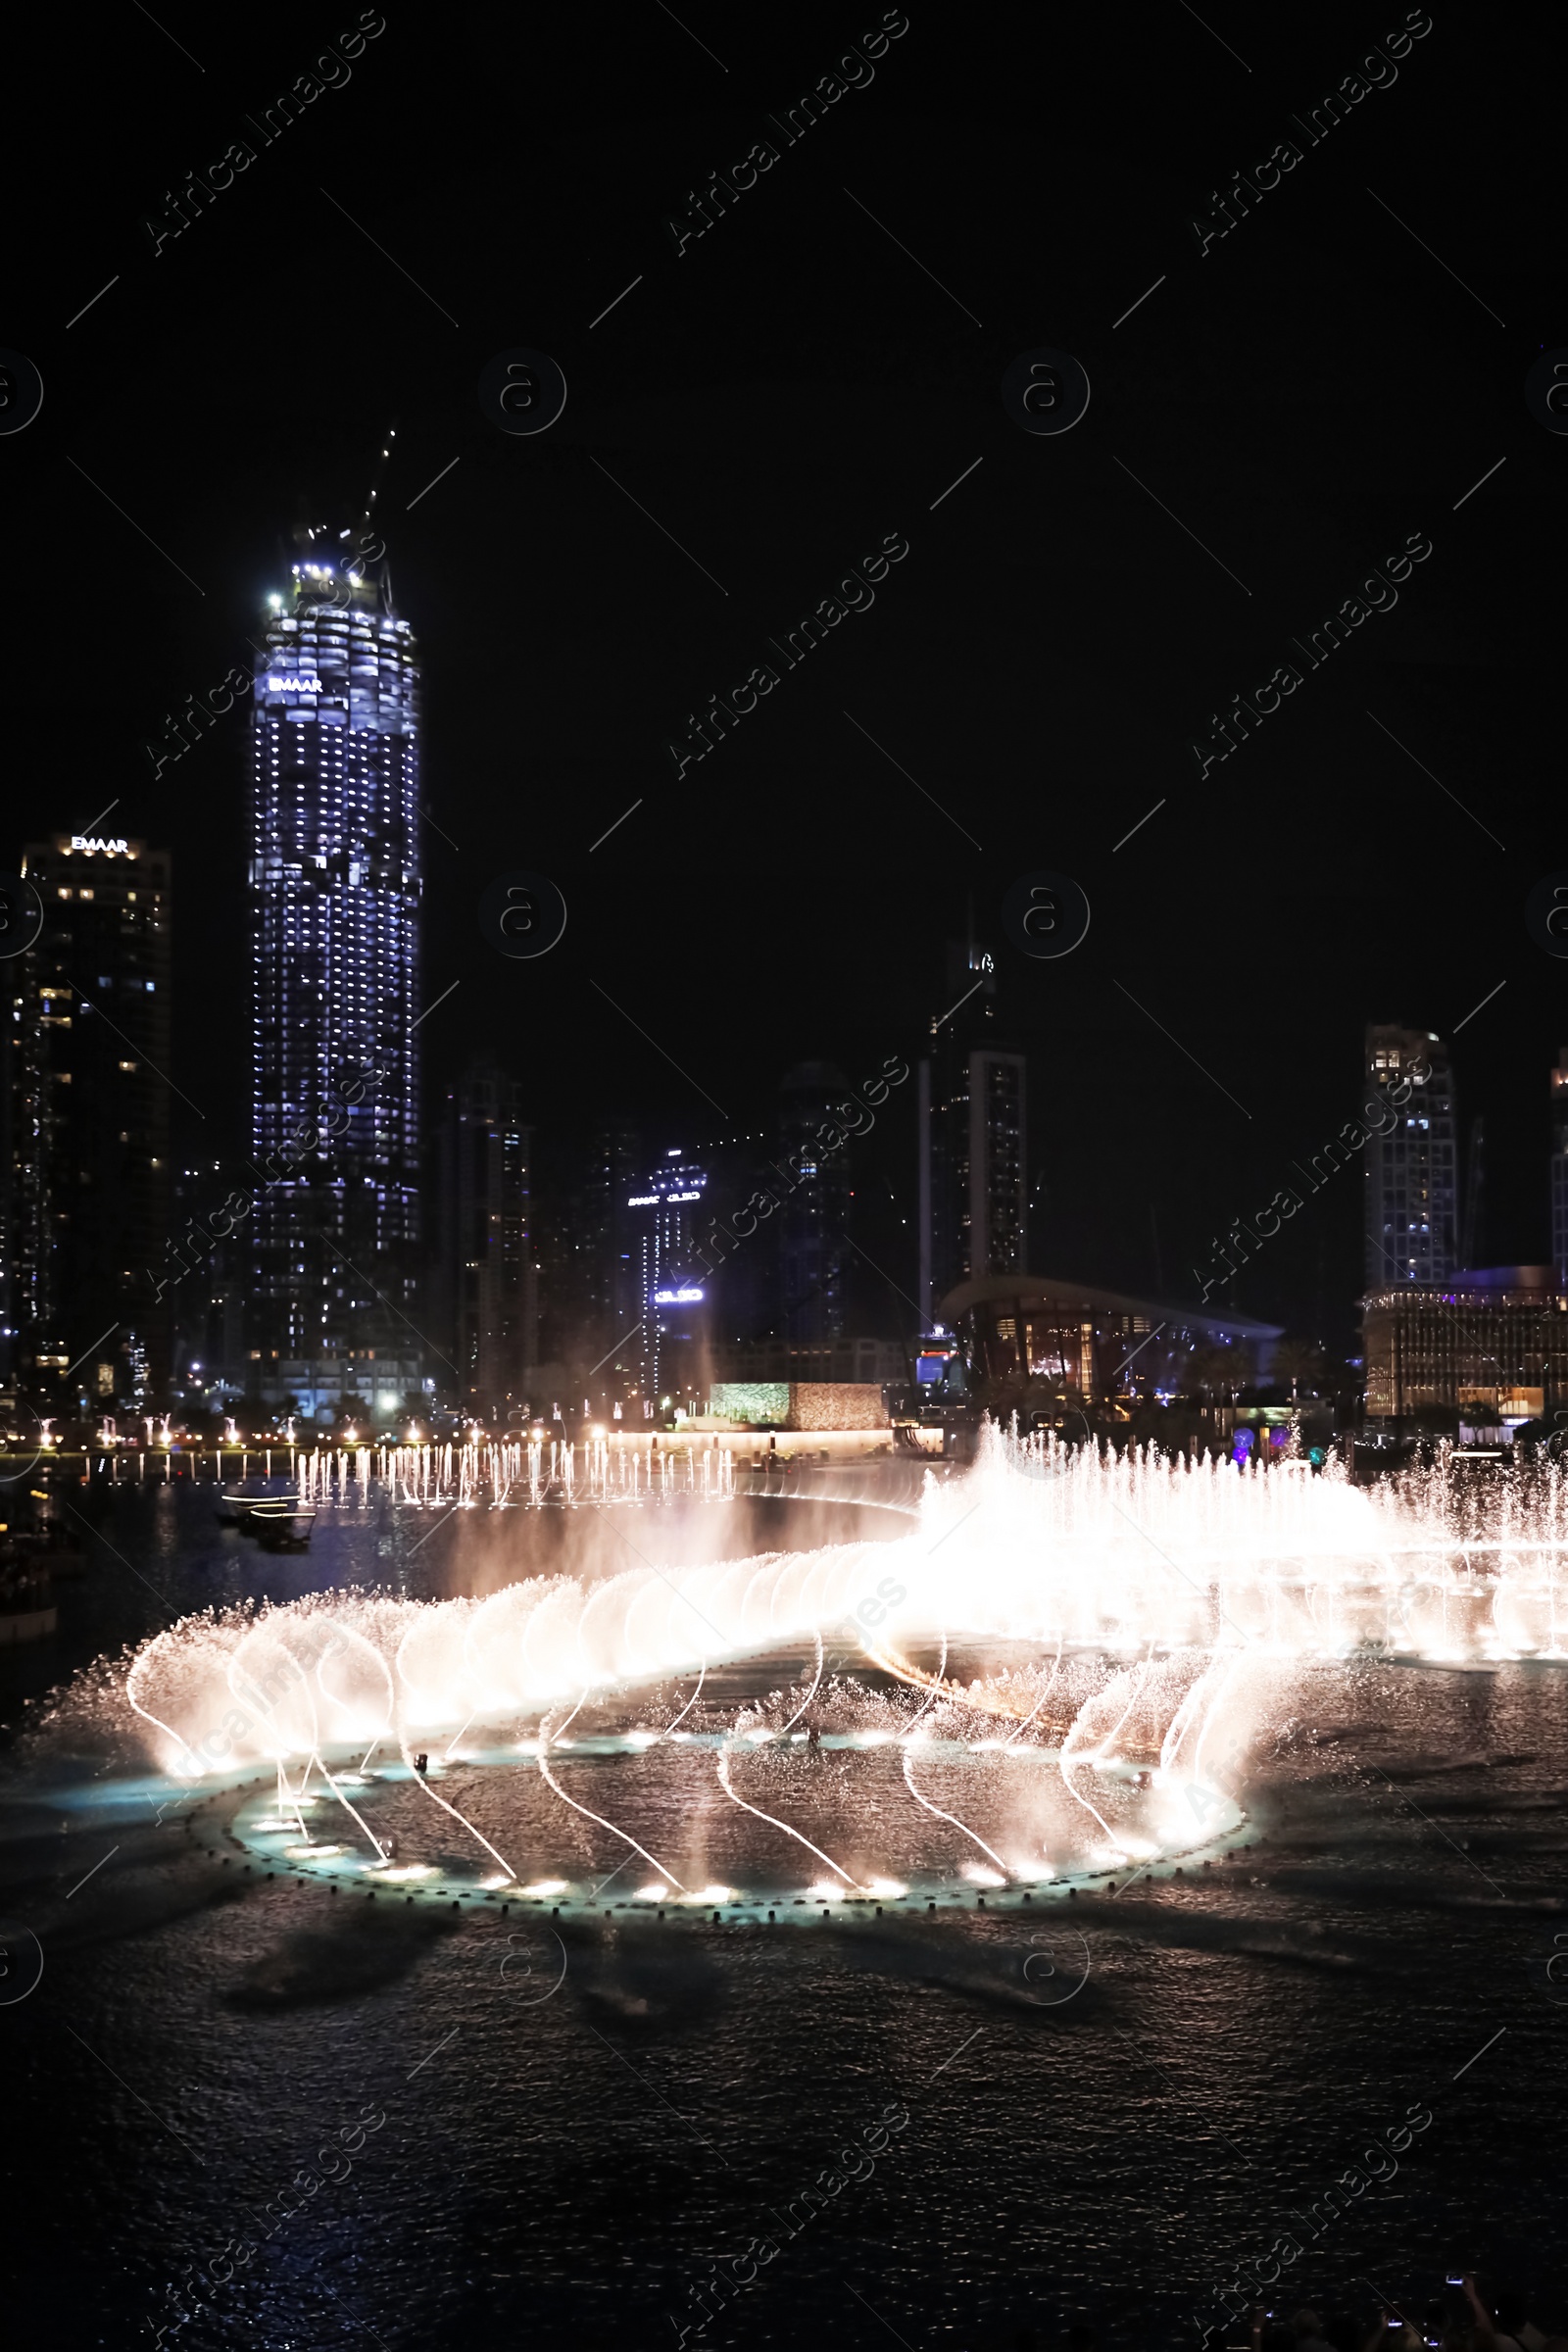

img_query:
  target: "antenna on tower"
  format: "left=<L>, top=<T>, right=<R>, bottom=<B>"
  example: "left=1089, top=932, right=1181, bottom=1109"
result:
left=333, top=422, right=398, bottom=610
left=362, top=421, right=397, bottom=537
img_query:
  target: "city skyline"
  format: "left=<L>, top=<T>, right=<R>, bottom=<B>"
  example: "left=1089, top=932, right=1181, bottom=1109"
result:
left=12, top=628, right=1568, bottom=1423
left=2, top=9, right=1558, bottom=1397
left=1, top=12, right=1558, bottom=2345
left=13, top=675, right=1568, bottom=1422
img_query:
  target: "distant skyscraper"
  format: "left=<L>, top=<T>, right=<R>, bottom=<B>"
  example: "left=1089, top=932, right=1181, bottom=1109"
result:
left=626, top=1148, right=710, bottom=1400
left=778, top=1062, right=851, bottom=1345
left=433, top=1064, right=536, bottom=1420
left=1364, top=1025, right=1458, bottom=1286
left=1460, top=1113, right=1486, bottom=1272
left=573, top=1122, right=642, bottom=1372
left=1550, top=1050, right=1568, bottom=1284
left=248, top=528, right=421, bottom=1363
left=169, top=1155, right=246, bottom=1405
left=11, top=831, right=172, bottom=1404
left=919, top=936, right=1027, bottom=1321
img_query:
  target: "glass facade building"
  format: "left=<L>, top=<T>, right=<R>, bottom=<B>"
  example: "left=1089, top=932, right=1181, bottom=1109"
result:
left=941, top=1275, right=1282, bottom=1413
left=11, top=833, right=172, bottom=1405
left=627, top=1149, right=709, bottom=1401
left=433, top=1063, right=537, bottom=1420
left=918, top=936, right=1028, bottom=1321
left=248, top=533, right=421, bottom=1365
left=1364, top=1025, right=1458, bottom=1289
left=1362, top=1268, right=1568, bottom=1424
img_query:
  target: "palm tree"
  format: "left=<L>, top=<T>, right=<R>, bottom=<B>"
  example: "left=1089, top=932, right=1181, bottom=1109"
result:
left=1272, top=1336, right=1327, bottom=1403
left=1184, top=1343, right=1242, bottom=1401
left=1182, top=1343, right=1245, bottom=1440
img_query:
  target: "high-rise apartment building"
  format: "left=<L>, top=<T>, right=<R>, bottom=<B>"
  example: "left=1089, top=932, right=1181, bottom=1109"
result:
left=169, top=1157, right=248, bottom=1405
left=1364, top=1025, right=1458, bottom=1287
left=627, top=1149, right=710, bottom=1401
left=573, top=1123, right=642, bottom=1371
left=918, top=936, right=1027, bottom=1321
left=248, top=527, right=422, bottom=1364
left=10, top=831, right=172, bottom=1404
left=432, top=1064, right=536, bottom=1421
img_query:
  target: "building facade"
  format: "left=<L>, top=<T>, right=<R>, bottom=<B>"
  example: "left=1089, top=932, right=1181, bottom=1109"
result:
left=248, top=528, right=422, bottom=1369
left=572, top=1122, right=642, bottom=1375
left=627, top=1148, right=710, bottom=1402
left=1364, top=1025, right=1458, bottom=1288
left=918, top=936, right=1027, bottom=1321
left=939, top=1273, right=1281, bottom=1414
left=433, top=1064, right=536, bottom=1420
left=10, top=832, right=172, bottom=1406
left=169, top=1156, right=247, bottom=1406
left=239, top=1348, right=427, bottom=1428
left=1550, top=1051, right=1568, bottom=1286
left=1362, top=1266, right=1568, bottom=1423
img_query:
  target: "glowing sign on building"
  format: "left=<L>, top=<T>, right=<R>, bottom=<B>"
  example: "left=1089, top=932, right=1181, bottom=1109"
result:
left=69, top=836, right=130, bottom=856
left=654, top=1287, right=705, bottom=1304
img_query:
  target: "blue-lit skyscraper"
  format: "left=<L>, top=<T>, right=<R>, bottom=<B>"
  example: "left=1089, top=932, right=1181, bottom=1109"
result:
left=627, top=1149, right=709, bottom=1402
left=248, top=525, right=421, bottom=1362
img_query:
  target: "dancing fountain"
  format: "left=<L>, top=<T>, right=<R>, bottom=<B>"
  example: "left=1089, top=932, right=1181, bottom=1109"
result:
left=268, top=1433, right=737, bottom=1511
left=116, top=1424, right=1568, bottom=1920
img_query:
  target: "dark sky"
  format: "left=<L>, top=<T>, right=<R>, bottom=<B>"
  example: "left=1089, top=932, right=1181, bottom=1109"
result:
left=5, top=0, right=1560, bottom=1353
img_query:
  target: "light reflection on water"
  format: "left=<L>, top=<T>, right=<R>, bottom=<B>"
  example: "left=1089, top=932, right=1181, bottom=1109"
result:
left=2, top=1482, right=1565, bottom=2349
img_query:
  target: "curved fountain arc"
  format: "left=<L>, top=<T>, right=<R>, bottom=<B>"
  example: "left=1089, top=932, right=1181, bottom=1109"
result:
left=119, top=1420, right=1568, bottom=1912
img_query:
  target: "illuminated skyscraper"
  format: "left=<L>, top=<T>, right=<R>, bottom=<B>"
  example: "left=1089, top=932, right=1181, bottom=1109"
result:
left=918, top=934, right=1027, bottom=1321
left=1364, top=1025, right=1457, bottom=1286
left=248, top=526, right=421, bottom=1362
left=627, top=1149, right=709, bottom=1402
left=11, top=831, right=172, bottom=1405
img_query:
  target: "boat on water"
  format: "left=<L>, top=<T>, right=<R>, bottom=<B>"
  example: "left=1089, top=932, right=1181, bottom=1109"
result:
left=217, top=1477, right=301, bottom=1532
left=249, top=1500, right=318, bottom=1552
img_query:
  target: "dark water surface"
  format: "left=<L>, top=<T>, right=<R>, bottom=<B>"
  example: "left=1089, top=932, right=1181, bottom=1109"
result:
left=2, top=1482, right=1564, bottom=2350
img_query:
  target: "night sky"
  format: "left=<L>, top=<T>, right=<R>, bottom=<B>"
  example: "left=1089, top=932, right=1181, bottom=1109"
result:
left=6, top=0, right=1558, bottom=1356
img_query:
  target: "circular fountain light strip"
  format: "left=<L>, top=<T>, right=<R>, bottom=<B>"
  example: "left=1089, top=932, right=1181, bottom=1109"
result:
left=218, top=1751, right=1253, bottom=1909
left=222, top=1835, right=1252, bottom=1907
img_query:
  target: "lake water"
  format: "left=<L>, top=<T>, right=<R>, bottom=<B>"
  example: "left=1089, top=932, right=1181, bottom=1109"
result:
left=2, top=1478, right=1564, bottom=2351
